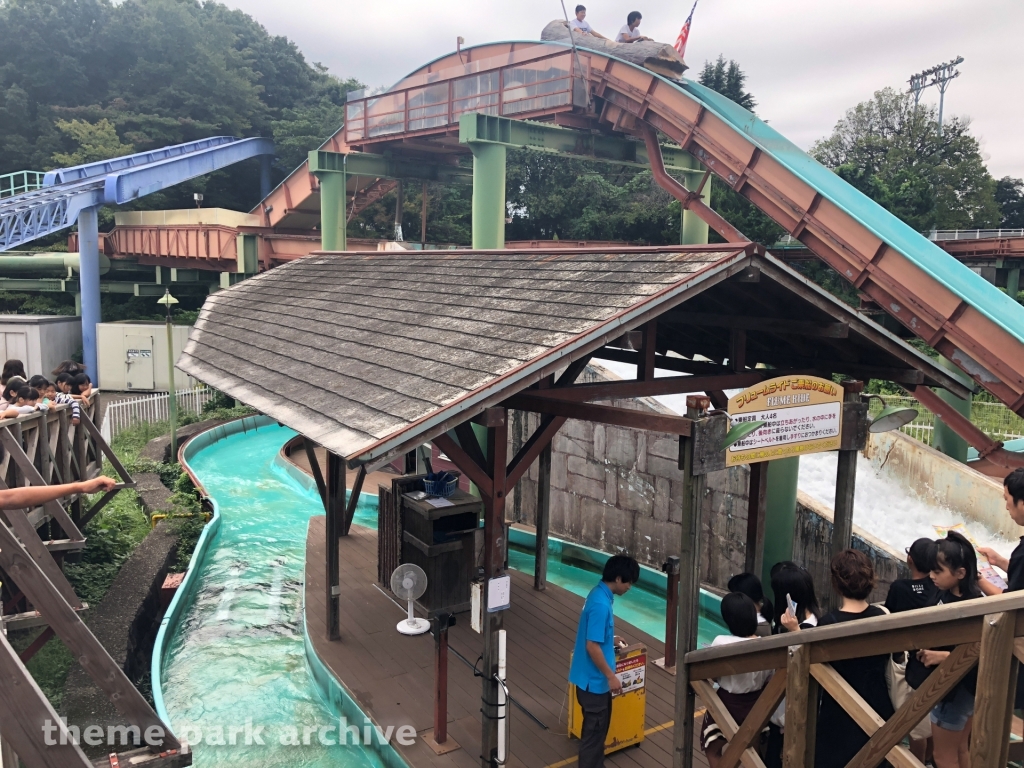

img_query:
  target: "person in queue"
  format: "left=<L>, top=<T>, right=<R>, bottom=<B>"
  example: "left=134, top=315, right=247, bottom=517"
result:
left=615, top=11, right=651, bottom=43
left=979, top=468, right=1024, bottom=713
left=884, top=537, right=938, bottom=761
left=567, top=554, right=639, bottom=768
left=727, top=572, right=773, bottom=636
left=906, top=532, right=981, bottom=768
left=813, top=550, right=894, bottom=768
left=569, top=5, right=609, bottom=39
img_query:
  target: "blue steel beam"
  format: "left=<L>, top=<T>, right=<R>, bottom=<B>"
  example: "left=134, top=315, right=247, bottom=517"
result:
left=103, top=137, right=274, bottom=204
left=43, top=136, right=239, bottom=185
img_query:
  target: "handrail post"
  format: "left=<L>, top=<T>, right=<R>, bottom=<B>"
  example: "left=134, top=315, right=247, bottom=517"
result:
left=969, top=611, right=1018, bottom=768
left=783, top=643, right=817, bottom=768
left=661, top=556, right=680, bottom=670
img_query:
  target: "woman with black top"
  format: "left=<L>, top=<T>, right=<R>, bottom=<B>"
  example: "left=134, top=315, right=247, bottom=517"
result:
left=813, top=549, right=894, bottom=768
left=905, top=532, right=981, bottom=768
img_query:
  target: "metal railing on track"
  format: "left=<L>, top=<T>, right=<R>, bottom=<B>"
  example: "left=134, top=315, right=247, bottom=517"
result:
left=0, top=170, right=44, bottom=199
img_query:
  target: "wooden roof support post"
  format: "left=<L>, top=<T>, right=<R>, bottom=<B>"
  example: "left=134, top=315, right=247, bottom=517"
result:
left=480, top=410, right=507, bottom=768
left=325, top=451, right=346, bottom=641
left=672, top=395, right=710, bottom=768
left=534, top=443, right=551, bottom=592
left=744, top=462, right=768, bottom=578
left=783, top=643, right=818, bottom=768
left=830, top=381, right=864, bottom=600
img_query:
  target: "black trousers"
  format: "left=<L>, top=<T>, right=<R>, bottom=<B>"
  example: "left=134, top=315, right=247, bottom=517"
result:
left=576, top=686, right=612, bottom=768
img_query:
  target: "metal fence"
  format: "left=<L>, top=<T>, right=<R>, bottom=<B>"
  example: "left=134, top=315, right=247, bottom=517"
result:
left=101, top=387, right=214, bottom=442
left=0, top=170, right=44, bottom=198
left=868, top=395, right=1024, bottom=447
left=928, top=229, right=1024, bottom=241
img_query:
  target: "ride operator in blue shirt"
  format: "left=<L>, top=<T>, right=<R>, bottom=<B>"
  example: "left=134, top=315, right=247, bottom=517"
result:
left=568, top=555, right=641, bottom=768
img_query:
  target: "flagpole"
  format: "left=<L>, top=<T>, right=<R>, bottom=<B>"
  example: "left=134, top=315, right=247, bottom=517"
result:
left=559, top=0, right=591, bottom=109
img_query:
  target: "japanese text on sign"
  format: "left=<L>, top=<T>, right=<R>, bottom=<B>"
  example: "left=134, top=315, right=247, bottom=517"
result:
left=727, top=375, right=844, bottom=467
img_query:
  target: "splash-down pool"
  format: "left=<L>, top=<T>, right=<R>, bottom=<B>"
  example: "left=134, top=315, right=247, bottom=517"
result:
left=154, top=420, right=724, bottom=767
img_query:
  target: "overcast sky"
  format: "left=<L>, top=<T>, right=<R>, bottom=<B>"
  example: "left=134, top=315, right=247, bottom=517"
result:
left=226, top=0, right=1023, bottom=179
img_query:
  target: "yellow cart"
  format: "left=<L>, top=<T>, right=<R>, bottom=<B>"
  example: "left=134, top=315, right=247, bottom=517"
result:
left=568, top=644, right=647, bottom=752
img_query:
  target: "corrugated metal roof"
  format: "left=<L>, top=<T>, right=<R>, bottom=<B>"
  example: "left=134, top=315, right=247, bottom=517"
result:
left=178, top=246, right=750, bottom=465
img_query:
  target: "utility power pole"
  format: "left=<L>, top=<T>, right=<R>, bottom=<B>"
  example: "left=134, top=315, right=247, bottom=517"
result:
left=908, top=56, right=964, bottom=136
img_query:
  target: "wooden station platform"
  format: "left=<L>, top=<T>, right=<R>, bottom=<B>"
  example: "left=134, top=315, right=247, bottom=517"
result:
left=305, top=517, right=709, bottom=768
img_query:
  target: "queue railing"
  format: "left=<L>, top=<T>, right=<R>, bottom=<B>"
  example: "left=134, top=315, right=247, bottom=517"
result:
left=681, top=591, right=1024, bottom=768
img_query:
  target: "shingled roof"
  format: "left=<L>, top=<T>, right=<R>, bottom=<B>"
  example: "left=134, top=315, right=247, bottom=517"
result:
left=178, top=245, right=754, bottom=465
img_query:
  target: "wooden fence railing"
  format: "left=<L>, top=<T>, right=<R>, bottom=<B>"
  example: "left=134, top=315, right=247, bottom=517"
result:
left=0, top=399, right=190, bottom=767
left=681, top=591, right=1024, bottom=768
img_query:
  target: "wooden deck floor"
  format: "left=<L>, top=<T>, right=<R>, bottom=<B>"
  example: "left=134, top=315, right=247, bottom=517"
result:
left=305, top=516, right=708, bottom=768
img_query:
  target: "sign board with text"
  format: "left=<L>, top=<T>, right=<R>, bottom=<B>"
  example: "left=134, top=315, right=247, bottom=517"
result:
left=726, top=375, right=844, bottom=467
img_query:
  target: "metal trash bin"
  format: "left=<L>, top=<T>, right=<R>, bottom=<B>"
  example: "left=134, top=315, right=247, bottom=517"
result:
left=568, top=643, right=647, bottom=752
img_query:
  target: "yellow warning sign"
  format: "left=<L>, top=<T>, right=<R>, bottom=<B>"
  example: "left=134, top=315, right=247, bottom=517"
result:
left=726, top=375, right=843, bottom=467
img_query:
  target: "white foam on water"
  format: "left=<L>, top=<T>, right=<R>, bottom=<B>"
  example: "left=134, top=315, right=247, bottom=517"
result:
left=798, top=451, right=1017, bottom=560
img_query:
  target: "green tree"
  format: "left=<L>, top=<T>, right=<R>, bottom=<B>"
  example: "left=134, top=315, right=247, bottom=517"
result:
left=811, top=88, right=1000, bottom=231
left=51, top=118, right=134, bottom=166
left=996, top=177, right=1024, bottom=229
left=698, top=55, right=756, bottom=112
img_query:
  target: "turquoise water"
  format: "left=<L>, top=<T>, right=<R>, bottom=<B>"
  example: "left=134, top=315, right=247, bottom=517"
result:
left=162, top=423, right=726, bottom=767
left=161, top=424, right=383, bottom=767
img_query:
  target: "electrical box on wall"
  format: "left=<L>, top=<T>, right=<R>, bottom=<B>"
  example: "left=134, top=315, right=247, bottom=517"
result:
left=97, top=321, right=196, bottom=391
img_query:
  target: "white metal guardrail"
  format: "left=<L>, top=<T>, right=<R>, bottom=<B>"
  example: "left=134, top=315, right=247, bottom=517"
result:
left=101, top=387, right=213, bottom=442
left=868, top=395, right=1024, bottom=447
left=928, top=229, right=1024, bottom=241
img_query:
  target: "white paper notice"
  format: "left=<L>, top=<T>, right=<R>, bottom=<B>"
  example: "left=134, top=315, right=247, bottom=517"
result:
left=487, top=575, right=511, bottom=612
left=426, top=497, right=454, bottom=508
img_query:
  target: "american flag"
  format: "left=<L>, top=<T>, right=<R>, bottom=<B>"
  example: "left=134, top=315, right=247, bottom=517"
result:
left=674, top=0, right=699, bottom=58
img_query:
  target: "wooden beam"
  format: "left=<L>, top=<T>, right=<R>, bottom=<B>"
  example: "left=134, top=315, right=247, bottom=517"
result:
left=325, top=451, right=345, bottom=639
left=729, top=329, right=747, bottom=372
left=471, top=407, right=506, bottom=428
left=783, top=643, right=817, bottom=768
left=1, top=604, right=88, bottom=631
left=77, top=414, right=135, bottom=486
left=303, top=439, right=327, bottom=508
left=0, top=430, right=83, bottom=542
left=505, top=415, right=566, bottom=490
left=19, top=626, right=55, bottom=663
left=534, top=444, right=551, bottom=591
left=744, top=462, right=768, bottom=577
left=594, top=346, right=739, bottom=375
left=808, top=663, right=923, bottom=768
left=0, top=508, right=82, bottom=608
left=341, top=465, right=366, bottom=536
left=716, top=669, right=788, bottom=768
left=453, top=422, right=489, bottom=478
left=0, top=630, right=93, bottom=768
left=504, top=393, right=694, bottom=435
left=518, top=371, right=767, bottom=403
left=639, top=320, right=657, bottom=381
left=690, top=679, right=767, bottom=768
left=970, top=612, right=1018, bottom=768
left=78, top=487, right=126, bottom=529
left=432, top=433, right=493, bottom=499
left=0, top=521, right=178, bottom=749
left=667, top=311, right=849, bottom=338
left=845, top=642, right=980, bottom=768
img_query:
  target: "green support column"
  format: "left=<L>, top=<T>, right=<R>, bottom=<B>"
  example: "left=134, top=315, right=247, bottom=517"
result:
left=468, top=142, right=506, bottom=250
left=680, top=170, right=711, bottom=246
left=933, top=356, right=971, bottom=463
left=760, top=456, right=800, bottom=589
left=1007, top=268, right=1021, bottom=301
left=315, top=168, right=347, bottom=252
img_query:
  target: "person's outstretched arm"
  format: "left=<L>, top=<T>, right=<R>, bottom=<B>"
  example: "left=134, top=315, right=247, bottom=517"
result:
left=0, top=476, right=117, bottom=510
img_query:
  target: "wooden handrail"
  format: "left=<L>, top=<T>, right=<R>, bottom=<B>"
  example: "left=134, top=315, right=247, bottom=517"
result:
left=686, top=591, right=1024, bottom=680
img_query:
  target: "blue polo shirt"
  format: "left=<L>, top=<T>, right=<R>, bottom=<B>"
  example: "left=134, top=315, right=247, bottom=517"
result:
left=568, top=581, right=615, bottom=693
